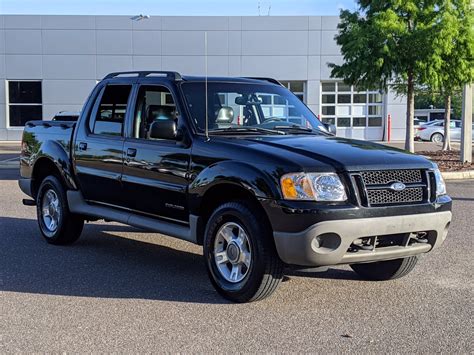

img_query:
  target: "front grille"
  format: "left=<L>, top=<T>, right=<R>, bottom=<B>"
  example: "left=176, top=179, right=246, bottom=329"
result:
left=367, top=187, right=424, bottom=205
left=361, top=170, right=422, bottom=185
left=354, top=169, right=427, bottom=206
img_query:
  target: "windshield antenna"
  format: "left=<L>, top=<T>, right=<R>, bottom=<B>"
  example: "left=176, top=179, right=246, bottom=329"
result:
left=204, top=31, right=209, bottom=141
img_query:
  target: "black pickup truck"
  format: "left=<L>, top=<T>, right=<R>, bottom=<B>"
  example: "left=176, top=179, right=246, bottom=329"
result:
left=19, top=71, right=452, bottom=303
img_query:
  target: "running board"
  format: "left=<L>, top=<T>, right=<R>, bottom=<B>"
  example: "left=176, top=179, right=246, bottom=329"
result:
left=67, top=190, right=198, bottom=244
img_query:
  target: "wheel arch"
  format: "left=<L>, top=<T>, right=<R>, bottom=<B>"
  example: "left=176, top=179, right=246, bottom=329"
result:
left=31, top=141, right=77, bottom=198
left=189, top=161, right=279, bottom=245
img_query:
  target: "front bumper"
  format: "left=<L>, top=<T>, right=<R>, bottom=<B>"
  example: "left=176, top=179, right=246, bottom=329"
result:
left=273, top=211, right=452, bottom=266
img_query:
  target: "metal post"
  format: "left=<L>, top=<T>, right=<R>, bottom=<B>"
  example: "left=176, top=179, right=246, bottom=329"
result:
left=461, top=84, right=472, bottom=164
left=387, top=114, right=392, bottom=143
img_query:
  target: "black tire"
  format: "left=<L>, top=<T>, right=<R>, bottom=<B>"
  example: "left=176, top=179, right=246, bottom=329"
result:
left=36, top=175, right=84, bottom=245
left=203, top=201, right=283, bottom=303
left=350, top=256, right=419, bottom=281
left=430, top=132, right=444, bottom=143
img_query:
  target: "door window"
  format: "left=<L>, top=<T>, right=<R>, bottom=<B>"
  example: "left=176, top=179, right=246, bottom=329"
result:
left=133, top=85, right=178, bottom=140
left=90, top=85, right=132, bottom=136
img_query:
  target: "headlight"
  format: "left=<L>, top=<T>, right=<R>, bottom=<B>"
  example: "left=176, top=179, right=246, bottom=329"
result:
left=434, top=168, right=446, bottom=196
left=280, top=172, right=347, bottom=201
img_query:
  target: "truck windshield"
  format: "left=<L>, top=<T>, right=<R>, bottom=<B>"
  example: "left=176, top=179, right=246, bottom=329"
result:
left=181, top=82, right=326, bottom=135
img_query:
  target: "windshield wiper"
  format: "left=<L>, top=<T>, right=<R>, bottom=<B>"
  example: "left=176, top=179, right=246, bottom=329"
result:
left=272, top=125, right=321, bottom=134
left=209, top=127, right=286, bottom=135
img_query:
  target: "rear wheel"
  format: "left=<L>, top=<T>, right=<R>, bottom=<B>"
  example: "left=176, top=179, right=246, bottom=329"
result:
left=203, top=201, right=283, bottom=303
left=350, top=256, right=419, bottom=281
left=431, top=132, right=444, bottom=143
left=36, top=176, right=84, bottom=245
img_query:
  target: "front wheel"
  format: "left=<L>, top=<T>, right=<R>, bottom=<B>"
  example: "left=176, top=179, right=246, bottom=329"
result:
left=36, top=176, right=84, bottom=245
left=203, top=201, right=283, bottom=303
left=350, top=256, right=419, bottom=281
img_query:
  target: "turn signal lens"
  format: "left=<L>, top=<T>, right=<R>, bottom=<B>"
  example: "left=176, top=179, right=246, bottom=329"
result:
left=281, top=177, right=298, bottom=199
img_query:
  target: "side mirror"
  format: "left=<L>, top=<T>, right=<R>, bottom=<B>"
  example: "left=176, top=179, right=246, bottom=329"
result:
left=323, top=123, right=337, bottom=135
left=149, top=119, right=177, bottom=140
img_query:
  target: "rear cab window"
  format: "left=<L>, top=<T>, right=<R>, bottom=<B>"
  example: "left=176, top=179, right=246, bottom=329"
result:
left=89, top=85, right=132, bottom=136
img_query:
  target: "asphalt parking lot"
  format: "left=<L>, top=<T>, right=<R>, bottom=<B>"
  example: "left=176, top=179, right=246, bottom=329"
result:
left=0, top=168, right=473, bottom=352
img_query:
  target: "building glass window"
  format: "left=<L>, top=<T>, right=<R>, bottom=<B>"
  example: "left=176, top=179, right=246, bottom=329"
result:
left=337, top=117, right=351, bottom=127
left=7, top=81, right=42, bottom=127
left=280, top=81, right=306, bottom=102
left=320, top=81, right=384, bottom=128
left=353, top=117, right=367, bottom=127
left=368, top=117, right=383, bottom=127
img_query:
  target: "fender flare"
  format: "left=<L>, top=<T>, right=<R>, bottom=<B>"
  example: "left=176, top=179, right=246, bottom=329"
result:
left=32, top=140, right=77, bottom=190
left=188, top=160, right=281, bottom=214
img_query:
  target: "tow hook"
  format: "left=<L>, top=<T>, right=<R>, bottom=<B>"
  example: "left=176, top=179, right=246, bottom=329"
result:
left=411, top=232, right=428, bottom=244
left=349, top=237, right=375, bottom=252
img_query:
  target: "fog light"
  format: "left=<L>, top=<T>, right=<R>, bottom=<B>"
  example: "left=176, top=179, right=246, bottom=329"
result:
left=311, top=233, right=341, bottom=254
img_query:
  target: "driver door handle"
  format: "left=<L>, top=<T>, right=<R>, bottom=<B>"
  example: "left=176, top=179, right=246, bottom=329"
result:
left=126, top=148, right=137, bottom=157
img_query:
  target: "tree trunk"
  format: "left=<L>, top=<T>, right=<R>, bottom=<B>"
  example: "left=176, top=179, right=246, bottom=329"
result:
left=442, top=94, right=451, bottom=150
left=405, top=73, right=415, bottom=152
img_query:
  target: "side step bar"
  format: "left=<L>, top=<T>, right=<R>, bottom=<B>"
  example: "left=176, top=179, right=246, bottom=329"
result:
left=67, top=190, right=198, bottom=244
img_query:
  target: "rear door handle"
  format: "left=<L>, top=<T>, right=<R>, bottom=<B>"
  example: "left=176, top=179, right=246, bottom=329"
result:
left=78, top=142, right=87, bottom=151
left=126, top=148, right=137, bottom=157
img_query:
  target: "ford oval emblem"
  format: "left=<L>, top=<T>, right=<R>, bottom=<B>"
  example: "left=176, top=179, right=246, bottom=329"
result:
left=390, top=182, right=406, bottom=191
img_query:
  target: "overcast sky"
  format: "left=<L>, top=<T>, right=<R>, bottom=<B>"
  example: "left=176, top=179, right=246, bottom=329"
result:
left=0, top=0, right=357, bottom=16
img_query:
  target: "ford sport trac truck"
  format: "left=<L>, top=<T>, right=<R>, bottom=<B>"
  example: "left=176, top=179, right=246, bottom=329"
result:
left=19, top=71, right=452, bottom=303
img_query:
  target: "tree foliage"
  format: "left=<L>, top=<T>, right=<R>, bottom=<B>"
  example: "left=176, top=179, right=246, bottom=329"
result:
left=423, top=0, right=474, bottom=95
left=422, top=0, right=474, bottom=150
left=329, top=0, right=474, bottom=152
left=330, top=0, right=440, bottom=93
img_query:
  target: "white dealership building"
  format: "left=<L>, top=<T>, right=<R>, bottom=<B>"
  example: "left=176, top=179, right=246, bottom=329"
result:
left=0, top=14, right=410, bottom=141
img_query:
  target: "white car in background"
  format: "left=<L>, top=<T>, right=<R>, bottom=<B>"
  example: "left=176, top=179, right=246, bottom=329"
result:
left=415, top=120, right=473, bottom=142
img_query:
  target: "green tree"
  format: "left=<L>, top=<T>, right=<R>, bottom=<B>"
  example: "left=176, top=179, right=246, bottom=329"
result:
left=424, top=0, right=474, bottom=150
left=329, top=0, right=464, bottom=152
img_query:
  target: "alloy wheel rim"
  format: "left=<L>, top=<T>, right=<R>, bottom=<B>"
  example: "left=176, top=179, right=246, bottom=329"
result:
left=213, top=222, right=252, bottom=283
left=41, top=189, right=61, bottom=233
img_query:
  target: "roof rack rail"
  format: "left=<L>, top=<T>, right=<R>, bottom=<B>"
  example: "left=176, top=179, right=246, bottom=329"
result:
left=103, top=71, right=182, bottom=80
left=243, top=77, right=283, bottom=86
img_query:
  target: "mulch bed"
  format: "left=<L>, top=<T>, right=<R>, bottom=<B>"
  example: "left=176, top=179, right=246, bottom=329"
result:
left=418, top=150, right=473, bottom=172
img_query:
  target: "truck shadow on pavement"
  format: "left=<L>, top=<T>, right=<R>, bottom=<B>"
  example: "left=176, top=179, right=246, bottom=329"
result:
left=0, top=217, right=228, bottom=304
left=0, top=217, right=362, bottom=303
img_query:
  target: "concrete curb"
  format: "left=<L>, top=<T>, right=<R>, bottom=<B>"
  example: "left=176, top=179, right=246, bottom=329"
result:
left=441, top=170, right=474, bottom=180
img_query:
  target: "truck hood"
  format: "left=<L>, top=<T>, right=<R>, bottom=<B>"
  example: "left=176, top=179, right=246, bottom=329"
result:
left=244, top=135, right=434, bottom=171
